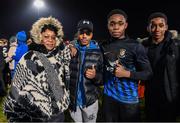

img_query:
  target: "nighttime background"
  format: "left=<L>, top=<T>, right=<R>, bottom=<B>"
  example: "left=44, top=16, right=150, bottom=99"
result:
left=0, top=0, right=179, bottom=41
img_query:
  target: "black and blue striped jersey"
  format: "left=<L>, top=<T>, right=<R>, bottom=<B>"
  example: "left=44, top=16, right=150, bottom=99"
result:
left=101, top=37, right=152, bottom=103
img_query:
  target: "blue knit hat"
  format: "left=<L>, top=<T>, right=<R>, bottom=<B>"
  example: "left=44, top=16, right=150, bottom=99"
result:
left=16, top=31, right=27, bottom=42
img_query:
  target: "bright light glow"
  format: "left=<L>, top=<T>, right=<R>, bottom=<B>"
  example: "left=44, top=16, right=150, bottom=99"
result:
left=34, top=0, right=44, bottom=8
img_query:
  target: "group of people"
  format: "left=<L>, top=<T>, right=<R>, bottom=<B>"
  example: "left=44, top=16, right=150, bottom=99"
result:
left=2, top=8, right=180, bottom=122
left=0, top=31, right=28, bottom=97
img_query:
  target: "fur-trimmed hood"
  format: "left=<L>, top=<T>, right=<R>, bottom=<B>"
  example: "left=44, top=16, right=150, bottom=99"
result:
left=30, top=16, right=64, bottom=46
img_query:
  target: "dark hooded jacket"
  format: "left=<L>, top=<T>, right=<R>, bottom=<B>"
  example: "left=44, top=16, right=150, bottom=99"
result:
left=142, top=31, right=180, bottom=104
left=0, top=46, right=6, bottom=95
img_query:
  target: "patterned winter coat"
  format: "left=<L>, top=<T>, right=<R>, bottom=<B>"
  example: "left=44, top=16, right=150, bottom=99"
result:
left=3, top=44, right=71, bottom=122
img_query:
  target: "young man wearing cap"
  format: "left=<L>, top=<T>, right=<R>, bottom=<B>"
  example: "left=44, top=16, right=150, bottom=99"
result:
left=142, top=12, right=180, bottom=121
left=100, top=9, right=152, bottom=121
left=69, top=19, right=103, bottom=122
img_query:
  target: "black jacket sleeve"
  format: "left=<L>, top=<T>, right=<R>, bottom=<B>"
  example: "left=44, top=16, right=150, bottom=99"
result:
left=130, top=43, right=153, bottom=80
left=0, top=47, right=5, bottom=70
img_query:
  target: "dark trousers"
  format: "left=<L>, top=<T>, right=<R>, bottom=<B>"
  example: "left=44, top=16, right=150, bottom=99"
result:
left=145, top=99, right=177, bottom=121
left=102, top=94, right=140, bottom=122
left=0, top=70, right=6, bottom=96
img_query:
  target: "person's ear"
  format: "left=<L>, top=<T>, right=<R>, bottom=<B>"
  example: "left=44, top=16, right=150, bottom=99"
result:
left=125, top=22, right=128, bottom=29
left=90, top=33, right=93, bottom=39
left=147, top=26, right=150, bottom=33
left=165, top=24, right=168, bottom=31
left=40, top=34, right=43, bottom=44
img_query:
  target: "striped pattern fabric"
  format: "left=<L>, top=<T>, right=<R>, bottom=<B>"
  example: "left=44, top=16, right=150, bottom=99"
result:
left=104, top=74, right=139, bottom=104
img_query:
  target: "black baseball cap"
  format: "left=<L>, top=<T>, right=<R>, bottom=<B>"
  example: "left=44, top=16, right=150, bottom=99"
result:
left=77, top=19, right=93, bottom=32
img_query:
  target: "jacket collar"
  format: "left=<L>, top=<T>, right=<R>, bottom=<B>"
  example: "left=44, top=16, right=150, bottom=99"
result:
left=147, top=31, right=172, bottom=45
left=147, top=31, right=173, bottom=54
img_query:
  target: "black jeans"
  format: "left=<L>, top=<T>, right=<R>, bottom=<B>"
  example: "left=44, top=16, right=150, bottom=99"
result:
left=0, top=70, right=6, bottom=96
left=145, top=99, right=177, bottom=121
left=102, top=94, right=140, bottom=122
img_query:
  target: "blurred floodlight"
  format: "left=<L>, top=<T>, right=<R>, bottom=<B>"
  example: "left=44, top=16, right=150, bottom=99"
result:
left=34, top=0, right=45, bottom=9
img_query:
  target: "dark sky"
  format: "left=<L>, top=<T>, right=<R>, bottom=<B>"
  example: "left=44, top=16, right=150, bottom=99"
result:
left=0, top=0, right=179, bottom=40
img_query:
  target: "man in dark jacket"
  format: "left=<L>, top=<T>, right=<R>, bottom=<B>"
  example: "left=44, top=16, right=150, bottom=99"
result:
left=101, top=9, right=152, bottom=122
left=0, top=46, right=7, bottom=97
left=142, top=12, right=180, bottom=121
left=69, top=19, right=103, bottom=122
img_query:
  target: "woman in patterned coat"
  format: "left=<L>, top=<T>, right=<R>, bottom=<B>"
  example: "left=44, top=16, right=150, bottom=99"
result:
left=3, top=17, right=71, bottom=122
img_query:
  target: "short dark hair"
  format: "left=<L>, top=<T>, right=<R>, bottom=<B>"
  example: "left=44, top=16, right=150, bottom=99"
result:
left=107, top=9, right=128, bottom=21
left=41, top=24, right=58, bottom=35
left=148, top=12, right=168, bottom=24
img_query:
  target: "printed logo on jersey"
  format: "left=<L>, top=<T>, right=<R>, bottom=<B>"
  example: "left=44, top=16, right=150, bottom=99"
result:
left=119, top=49, right=126, bottom=58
